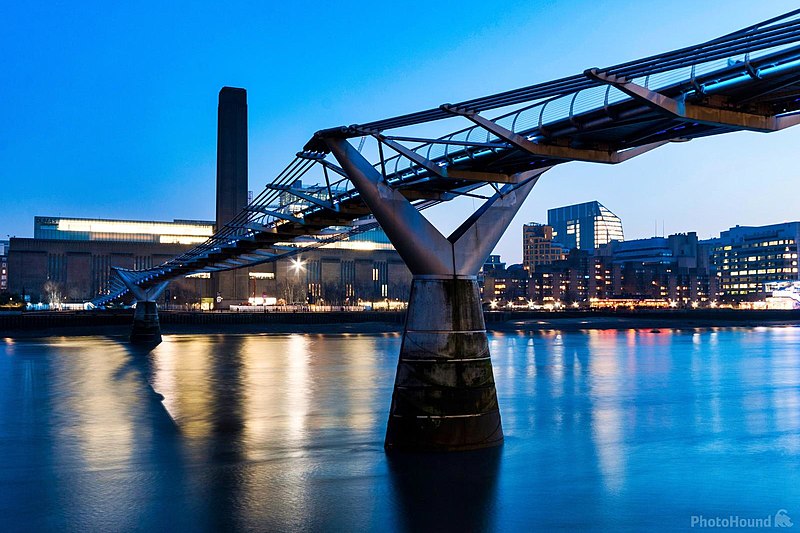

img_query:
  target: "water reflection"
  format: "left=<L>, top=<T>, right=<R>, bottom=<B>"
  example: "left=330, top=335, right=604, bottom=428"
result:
left=2, top=328, right=800, bottom=531
left=387, top=448, right=501, bottom=532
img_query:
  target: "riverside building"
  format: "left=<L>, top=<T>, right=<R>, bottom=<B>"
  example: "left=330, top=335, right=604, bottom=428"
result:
left=8, top=215, right=411, bottom=307
left=0, top=240, right=8, bottom=293
left=529, top=232, right=718, bottom=307
left=522, top=223, right=566, bottom=272
left=706, top=222, right=800, bottom=301
left=8, top=217, right=216, bottom=303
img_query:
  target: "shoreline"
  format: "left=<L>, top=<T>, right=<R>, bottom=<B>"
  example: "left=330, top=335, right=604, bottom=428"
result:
left=3, top=310, right=800, bottom=339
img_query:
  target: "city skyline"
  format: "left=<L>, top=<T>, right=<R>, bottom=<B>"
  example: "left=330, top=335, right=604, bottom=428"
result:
left=3, top=9, right=800, bottom=528
left=3, top=1, right=800, bottom=265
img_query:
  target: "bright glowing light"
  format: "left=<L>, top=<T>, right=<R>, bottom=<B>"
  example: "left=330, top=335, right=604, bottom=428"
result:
left=248, top=296, right=278, bottom=305
left=248, top=272, right=275, bottom=279
left=159, top=235, right=209, bottom=244
left=290, top=258, right=306, bottom=273
left=57, top=219, right=213, bottom=237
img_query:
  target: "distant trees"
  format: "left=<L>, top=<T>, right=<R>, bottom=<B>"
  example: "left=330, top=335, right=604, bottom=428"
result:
left=43, top=280, right=63, bottom=310
left=277, top=274, right=305, bottom=304
left=322, top=281, right=344, bottom=306
left=355, top=278, right=374, bottom=306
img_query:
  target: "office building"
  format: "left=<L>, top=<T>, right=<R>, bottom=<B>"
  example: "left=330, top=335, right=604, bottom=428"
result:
left=480, top=259, right=529, bottom=304
left=0, top=240, right=9, bottom=293
left=706, top=222, right=800, bottom=301
left=548, top=200, right=624, bottom=251
left=598, top=232, right=711, bottom=269
left=522, top=223, right=566, bottom=272
left=529, top=232, right=717, bottom=307
left=483, top=255, right=505, bottom=272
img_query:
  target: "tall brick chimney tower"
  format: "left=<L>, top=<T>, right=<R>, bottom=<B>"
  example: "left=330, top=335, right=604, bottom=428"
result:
left=214, top=87, right=249, bottom=306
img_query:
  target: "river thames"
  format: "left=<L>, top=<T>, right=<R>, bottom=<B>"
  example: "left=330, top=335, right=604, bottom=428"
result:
left=1, top=327, right=799, bottom=531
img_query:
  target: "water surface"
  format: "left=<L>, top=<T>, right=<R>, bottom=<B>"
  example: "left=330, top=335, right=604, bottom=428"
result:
left=1, top=327, right=799, bottom=531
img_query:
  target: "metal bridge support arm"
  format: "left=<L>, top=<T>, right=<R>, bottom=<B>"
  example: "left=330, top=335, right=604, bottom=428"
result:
left=325, top=137, right=453, bottom=276
left=113, top=268, right=169, bottom=302
left=324, top=135, right=551, bottom=452
left=326, top=137, right=550, bottom=276
left=449, top=170, right=548, bottom=275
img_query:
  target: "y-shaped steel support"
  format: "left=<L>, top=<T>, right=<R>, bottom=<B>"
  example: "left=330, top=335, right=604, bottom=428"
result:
left=327, top=138, right=549, bottom=451
left=114, top=268, right=170, bottom=345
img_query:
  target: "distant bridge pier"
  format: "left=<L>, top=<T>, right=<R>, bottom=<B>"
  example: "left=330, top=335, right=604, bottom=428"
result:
left=326, top=137, right=548, bottom=452
left=131, top=301, right=163, bottom=344
left=114, top=268, right=169, bottom=345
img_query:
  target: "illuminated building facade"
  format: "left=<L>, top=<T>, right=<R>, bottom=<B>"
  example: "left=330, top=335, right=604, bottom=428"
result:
left=9, top=217, right=215, bottom=302
left=8, top=215, right=411, bottom=306
left=528, top=233, right=718, bottom=306
left=0, top=240, right=8, bottom=292
left=707, top=222, right=800, bottom=301
left=254, top=224, right=409, bottom=306
left=34, top=216, right=214, bottom=244
left=480, top=259, right=529, bottom=304
left=548, top=201, right=624, bottom=251
left=522, top=223, right=566, bottom=272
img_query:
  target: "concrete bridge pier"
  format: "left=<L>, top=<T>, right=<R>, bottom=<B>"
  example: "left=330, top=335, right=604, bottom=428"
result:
left=387, top=275, right=500, bottom=450
left=326, top=137, right=550, bottom=451
left=130, top=300, right=163, bottom=344
left=113, top=268, right=169, bottom=345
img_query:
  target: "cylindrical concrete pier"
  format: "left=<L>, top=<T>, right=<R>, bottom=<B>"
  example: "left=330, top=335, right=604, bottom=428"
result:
left=385, top=277, right=503, bottom=452
left=130, top=301, right=162, bottom=344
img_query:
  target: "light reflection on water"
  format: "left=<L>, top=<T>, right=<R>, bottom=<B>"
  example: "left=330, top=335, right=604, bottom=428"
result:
left=1, top=328, right=799, bottom=531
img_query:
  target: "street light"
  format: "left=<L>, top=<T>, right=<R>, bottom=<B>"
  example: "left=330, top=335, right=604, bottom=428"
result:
left=290, top=257, right=306, bottom=273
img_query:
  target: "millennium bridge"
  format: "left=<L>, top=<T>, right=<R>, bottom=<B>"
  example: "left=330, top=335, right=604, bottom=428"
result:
left=95, top=9, right=800, bottom=451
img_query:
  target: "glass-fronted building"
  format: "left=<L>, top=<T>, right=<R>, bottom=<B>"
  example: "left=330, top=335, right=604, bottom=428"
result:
left=706, top=222, right=800, bottom=300
left=547, top=201, right=624, bottom=251
left=34, top=216, right=215, bottom=245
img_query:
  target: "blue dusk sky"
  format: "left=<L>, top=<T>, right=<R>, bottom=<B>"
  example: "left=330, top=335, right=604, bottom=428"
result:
left=2, top=1, right=799, bottom=263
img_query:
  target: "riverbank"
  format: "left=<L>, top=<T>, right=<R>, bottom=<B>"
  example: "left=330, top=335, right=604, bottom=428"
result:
left=0, top=310, right=405, bottom=338
left=3, top=308, right=800, bottom=338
